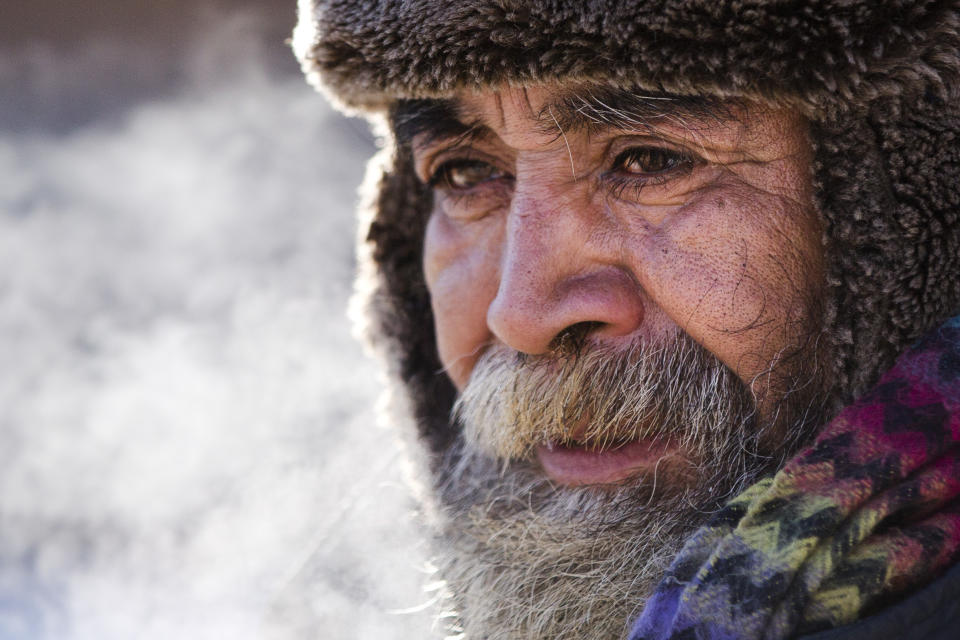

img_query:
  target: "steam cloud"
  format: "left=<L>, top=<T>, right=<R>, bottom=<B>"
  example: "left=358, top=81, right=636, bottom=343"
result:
left=0, top=8, right=433, bottom=640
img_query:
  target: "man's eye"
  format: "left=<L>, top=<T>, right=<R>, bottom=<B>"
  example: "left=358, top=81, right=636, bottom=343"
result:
left=429, top=160, right=504, bottom=190
left=611, top=147, right=695, bottom=175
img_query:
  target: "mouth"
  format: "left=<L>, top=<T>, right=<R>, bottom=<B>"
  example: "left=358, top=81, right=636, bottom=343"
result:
left=534, top=437, right=682, bottom=487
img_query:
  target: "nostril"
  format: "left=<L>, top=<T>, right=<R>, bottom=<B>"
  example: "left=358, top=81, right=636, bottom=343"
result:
left=487, top=264, right=645, bottom=357
left=550, top=321, right=605, bottom=357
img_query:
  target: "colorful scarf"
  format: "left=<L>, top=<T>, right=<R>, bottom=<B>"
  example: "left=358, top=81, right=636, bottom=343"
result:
left=630, top=314, right=960, bottom=640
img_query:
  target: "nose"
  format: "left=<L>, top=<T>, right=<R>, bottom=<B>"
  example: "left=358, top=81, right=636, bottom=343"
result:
left=485, top=192, right=645, bottom=355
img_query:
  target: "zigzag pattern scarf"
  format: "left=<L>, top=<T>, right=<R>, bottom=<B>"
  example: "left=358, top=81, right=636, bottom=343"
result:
left=631, top=314, right=960, bottom=640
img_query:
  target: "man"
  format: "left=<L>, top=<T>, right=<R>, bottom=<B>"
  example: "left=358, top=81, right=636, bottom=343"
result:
left=294, top=1, right=960, bottom=638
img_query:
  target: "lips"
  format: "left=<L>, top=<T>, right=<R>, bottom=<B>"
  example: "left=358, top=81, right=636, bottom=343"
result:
left=534, top=437, right=680, bottom=486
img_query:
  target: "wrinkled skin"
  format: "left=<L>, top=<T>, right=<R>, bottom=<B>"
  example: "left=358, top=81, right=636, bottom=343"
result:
left=411, top=85, right=828, bottom=638
left=418, top=86, right=824, bottom=485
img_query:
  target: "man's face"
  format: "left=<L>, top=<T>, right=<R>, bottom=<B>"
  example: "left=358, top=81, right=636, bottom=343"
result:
left=415, top=85, right=824, bottom=486
left=405, top=84, right=827, bottom=638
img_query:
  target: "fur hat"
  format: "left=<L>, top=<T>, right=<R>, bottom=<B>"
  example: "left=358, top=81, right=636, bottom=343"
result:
left=295, top=0, right=960, bottom=455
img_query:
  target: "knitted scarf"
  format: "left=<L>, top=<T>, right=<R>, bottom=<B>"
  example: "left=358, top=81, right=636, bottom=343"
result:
left=630, top=314, right=960, bottom=640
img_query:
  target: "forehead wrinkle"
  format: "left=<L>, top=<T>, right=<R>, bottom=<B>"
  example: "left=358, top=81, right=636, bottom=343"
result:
left=493, top=92, right=507, bottom=131
left=460, top=90, right=569, bottom=151
left=521, top=87, right=535, bottom=117
left=494, top=88, right=546, bottom=134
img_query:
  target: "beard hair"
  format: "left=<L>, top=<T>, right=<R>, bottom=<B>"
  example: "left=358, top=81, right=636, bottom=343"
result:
left=428, top=332, right=826, bottom=640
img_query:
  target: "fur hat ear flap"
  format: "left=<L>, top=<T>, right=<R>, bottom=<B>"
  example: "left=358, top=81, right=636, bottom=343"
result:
left=352, top=141, right=458, bottom=456
left=816, top=95, right=960, bottom=402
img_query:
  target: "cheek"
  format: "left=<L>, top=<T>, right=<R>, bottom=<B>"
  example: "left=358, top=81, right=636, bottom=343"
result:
left=423, top=211, right=501, bottom=390
left=625, top=188, right=823, bottom=383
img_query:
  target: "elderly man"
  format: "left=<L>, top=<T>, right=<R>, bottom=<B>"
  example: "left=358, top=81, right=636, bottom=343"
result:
left=295, top=2, right=960, bottom=639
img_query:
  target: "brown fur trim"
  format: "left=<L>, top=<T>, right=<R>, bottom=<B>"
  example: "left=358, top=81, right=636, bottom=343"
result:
left=296, top=0, right=960, bottom=117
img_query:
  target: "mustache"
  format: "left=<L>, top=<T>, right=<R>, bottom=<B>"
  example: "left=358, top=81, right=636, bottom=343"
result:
left=452, top=333, right=757, bottom=462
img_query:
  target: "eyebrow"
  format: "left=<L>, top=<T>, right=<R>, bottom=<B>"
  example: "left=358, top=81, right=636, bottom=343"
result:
left=544, top=86, right=737, bottom=135
left=390, top=98, right=486, bottom=148
left=389, top=86, right=737, bottom=147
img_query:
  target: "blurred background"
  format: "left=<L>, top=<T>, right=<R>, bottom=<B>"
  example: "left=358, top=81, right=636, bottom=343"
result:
left=0, top=1, right=434, bottom=638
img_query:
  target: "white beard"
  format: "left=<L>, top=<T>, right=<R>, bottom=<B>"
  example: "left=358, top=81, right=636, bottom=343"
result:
left=432, top=448, right=701, bottom=640
left=427, top=335, right=824, bottom=639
